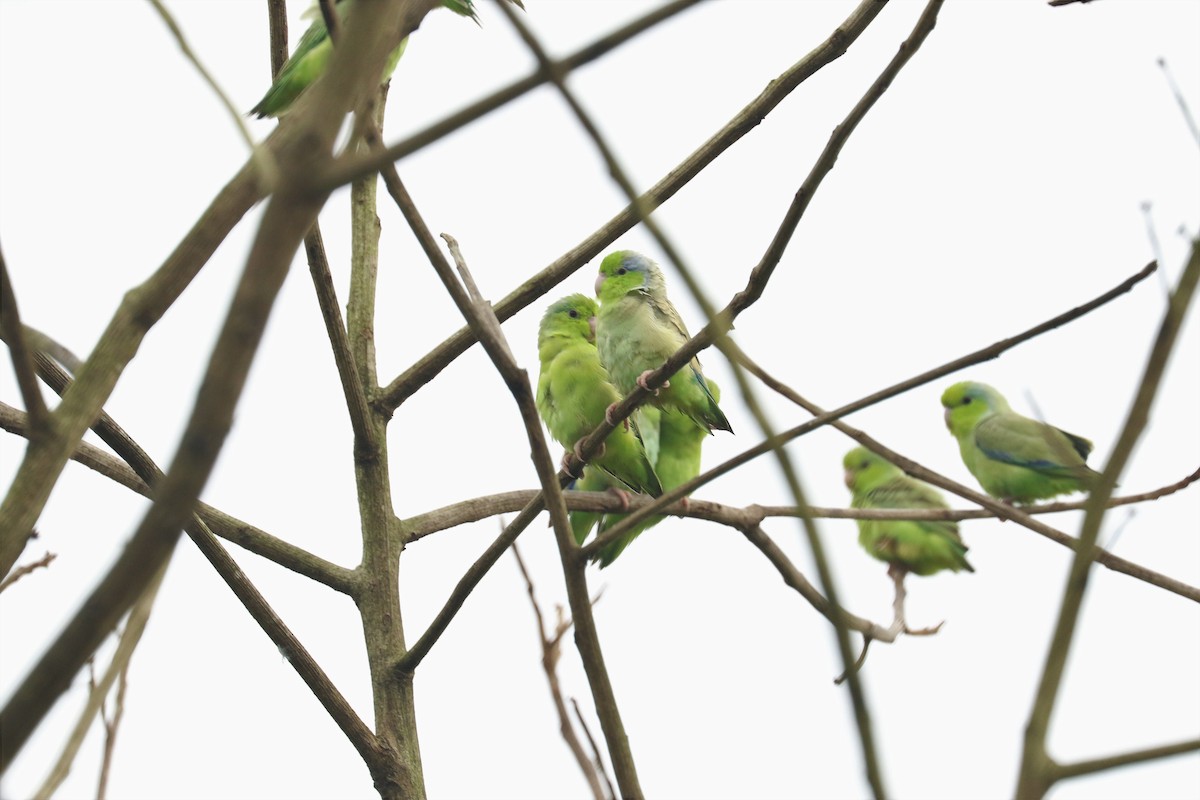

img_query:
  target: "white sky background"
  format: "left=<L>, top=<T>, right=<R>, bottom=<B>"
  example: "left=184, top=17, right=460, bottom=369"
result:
left=1, top=0, right=1198, bottom=798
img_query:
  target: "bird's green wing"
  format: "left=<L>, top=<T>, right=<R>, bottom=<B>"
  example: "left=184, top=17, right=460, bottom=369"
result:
left=975, top=413, right=1093, bottom=475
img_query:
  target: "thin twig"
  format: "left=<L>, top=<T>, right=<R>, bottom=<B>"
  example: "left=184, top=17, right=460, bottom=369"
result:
left=318, top=0, right=705, bottom=191
left=392, top=465, right=1200, bottom=541
left=33, top=563, right=166, bottom=800
left=145, top=0, right=274, bottom=185
left=1052, top=737, right=1200, bottom=781
left=304, top=223, right=378, bottom=453
left=725, top=344, right=1200, bottom=605
left=381, top=164, right=642, bottom=789
left=0, top=361, right=378, bottom=778
left=0, top=248, right=49, bottom=433
left=512, top=544, right=607, bottom=800
left=1157, top=57, right=1200, bottom=150
left=95, top=652, right=129, bottom=800
left=375, top=0, right=890, bottom=413
left=572, top=697, right=616, bottom=800
left=834, top=637, right=873, bottom=686
left=0, top=2, right=429, bottom=764
left=0, top=551, right=56, bottom=593
left=1017, top=239, right=1200, bottom=799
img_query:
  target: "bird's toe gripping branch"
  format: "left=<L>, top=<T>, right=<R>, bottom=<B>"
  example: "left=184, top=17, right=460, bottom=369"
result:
left=636, top=370, right=667, bottom=394
left=605, top=486, right=631, bottom=512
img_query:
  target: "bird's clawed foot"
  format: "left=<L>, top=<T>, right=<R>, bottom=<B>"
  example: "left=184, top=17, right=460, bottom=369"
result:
left=561, top=450, right=584, bottom=479
left=573, top=438, right=605, bottom=464
left=605, top=486, right=631, bottom=512
left=636, top=370, right=667, bottom=394
left=604, top=403, right=631, bottom=430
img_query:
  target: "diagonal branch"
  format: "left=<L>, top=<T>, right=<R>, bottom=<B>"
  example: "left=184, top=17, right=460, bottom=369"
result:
left=0, top=247, right=49, bottom=434
left=318, top=0, right=705, bottom=191
left=1018, top=239, right=1200, bottom=798
left=583, top=260, right=1157, bottom=557
left=375, top=0, right=890, bottom=413
left=0, top=400, right=356, bottom=593
left=512, top=543, right=609, bottom=800
left=722, top=343, right=1200, bottom=604
left=1051, top=737, right=1200, bottom=782
left=0, top=1, right=435, bottom=769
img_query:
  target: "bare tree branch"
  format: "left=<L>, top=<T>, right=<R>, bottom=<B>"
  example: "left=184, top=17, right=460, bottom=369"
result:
left=720, top=343, right=1200, bottom=604
left=1052, top=738, right=1200, bottom=781
left=0, top=550, right=56, bottom=594
left=318, top=0, right=706, bottom=191
left=571, top=697, right=616, bottom=800
left=0, top=400, right=357, bottom=594
left=33, top=563, right=166, bottom=800
left=511, top=543, right=608, bottom=800
left=0, top=247, right=49, bottom=436
left=0, top=1, right=437, bottom=769
left=375, top=0, right=890, bottom=413
left=584, top=261, right=1157, bottom=556
left=1018, top=239, right=1200, bottom=799
left=377, top=157, right=642, bottom=789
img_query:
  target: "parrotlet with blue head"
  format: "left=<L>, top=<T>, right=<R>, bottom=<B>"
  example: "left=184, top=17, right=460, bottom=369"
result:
left=593, top=250, right=731, bottom=434
left=941, top=381, right=1100, bottom=504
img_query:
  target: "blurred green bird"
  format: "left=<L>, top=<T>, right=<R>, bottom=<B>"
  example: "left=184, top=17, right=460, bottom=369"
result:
left=572, top=382, right=716, bottom=568
left=250, top=0, right=521, bottom=118
left=843, top=447, right=974, bottom=577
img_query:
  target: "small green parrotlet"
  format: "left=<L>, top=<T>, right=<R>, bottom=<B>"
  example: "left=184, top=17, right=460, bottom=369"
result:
left=250, top=0, right=521, bottom=118
left=843, top=447, right=974, bottom=577
left=572, top=384, right=716, bottom=567
left=536, top=294, right=662, bottom=498
left=941, top=381, right=1101, bottom=504
left=594, top=250, right=732, bottom=434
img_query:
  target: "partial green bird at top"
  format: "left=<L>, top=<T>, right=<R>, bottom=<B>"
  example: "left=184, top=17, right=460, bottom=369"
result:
left=941, top=381, right=1101, bottom=504
left=594, top=250, right=732, bottom=434
left=843, top=447, right=973, bottom=577
left=250, top=0, right=523, bottom=118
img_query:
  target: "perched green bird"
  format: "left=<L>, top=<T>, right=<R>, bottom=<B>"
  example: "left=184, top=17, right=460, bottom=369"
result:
left=249, top=0, right=518, bottom=118
left=594, top=250, right=731, bottom=434
left=536, top=294, right=662, bottom=498
left=843, top=447, right=974, bottom=577
left=941, top=381, right=1101, bottom=504
left=572, top=391, right=715, bottom=566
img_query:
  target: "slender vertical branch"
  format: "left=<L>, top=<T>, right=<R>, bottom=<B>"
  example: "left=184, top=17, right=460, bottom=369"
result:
left=1017, top=240, right=1200, bottom=799
left=0, top=247, right=49, bottom=434
left=511, top=544, right=608, bottom=800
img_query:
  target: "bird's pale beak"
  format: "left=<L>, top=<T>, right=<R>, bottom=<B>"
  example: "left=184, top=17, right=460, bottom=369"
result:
left=594, top=273, right=605, bottom=297
left=943, top=407, right=951, bottom=430
left=843, top=470, right=854, bottom=489
left=588, top=315, right=597, bottom=341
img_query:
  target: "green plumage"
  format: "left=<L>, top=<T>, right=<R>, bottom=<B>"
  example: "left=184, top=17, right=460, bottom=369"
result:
left=249, top=0, right=521, bottom=118
left=594, top=250, right=732, bottom=434
left=536, top=295, right=662, bottom=498
left=843, top=447, right=974, bottom=576
left=572, top=385, right=714, bottom=567
left=941, top=381, right=1100, bottom=504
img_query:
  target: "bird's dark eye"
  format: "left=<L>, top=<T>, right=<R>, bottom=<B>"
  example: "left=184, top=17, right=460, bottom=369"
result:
left=961, top=397, right=972, bottom=405
left=617, top=267, right=627, bottom=275
left=567, top=309, right=579, bottom=318
left=859, top=460, right=869, bottom=470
